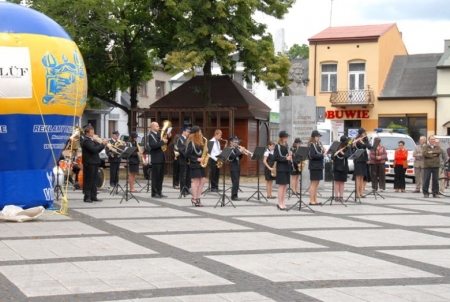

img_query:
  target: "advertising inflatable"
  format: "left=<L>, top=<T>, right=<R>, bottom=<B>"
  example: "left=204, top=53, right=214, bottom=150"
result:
left=0, top=2, right=87, bottom=209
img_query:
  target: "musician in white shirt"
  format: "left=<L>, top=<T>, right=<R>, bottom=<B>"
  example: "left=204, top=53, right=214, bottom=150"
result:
left=208, top=129, right=222, bottom=192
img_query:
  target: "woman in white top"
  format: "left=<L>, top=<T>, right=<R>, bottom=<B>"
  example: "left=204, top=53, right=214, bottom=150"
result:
left=263, top=141, right=276, bottom=199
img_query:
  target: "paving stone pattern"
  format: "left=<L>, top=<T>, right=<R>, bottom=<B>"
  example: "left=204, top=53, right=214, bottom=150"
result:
left=1, top=180, right=450, bottom=301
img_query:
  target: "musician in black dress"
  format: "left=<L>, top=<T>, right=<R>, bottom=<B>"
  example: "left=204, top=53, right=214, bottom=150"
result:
left=263, top=141, right=276, bottom=199
left=126, top=132, right=140, bottom=192
left=353, top=127, right=372, bottom=198
left=274, top=131, right=292, bottom=210
left=228, top=136, right=243, bottom=201
left=308, top=130, right=325, bottom=205
left=186, top=126, right=206, bottom=206
left=106, top=130, right=121, bottom=188
left=290, top=138, right=302, bottom=194
left=176, top=126, right=191, bottom=195
left=81, top=125, right=107, bottom=203
left=332, top=136, right=351, bottom=201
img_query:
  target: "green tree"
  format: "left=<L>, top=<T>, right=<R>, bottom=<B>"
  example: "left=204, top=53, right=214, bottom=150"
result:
left=163, top=0, right=294, bottom=108
left=286, top=43, right=309, bottom=59
left=24, top=0, right=176, bottom=130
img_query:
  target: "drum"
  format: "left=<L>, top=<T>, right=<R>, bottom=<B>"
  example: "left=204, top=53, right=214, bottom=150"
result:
left=77, top=168, right=105, bottom=189
left=52, top=166, right=65, bottom=187
left=58, top=160, right=72, bottom=174
left=76, top=156, right=82, bottom=166
left=77, top=170, right=84, bottom=189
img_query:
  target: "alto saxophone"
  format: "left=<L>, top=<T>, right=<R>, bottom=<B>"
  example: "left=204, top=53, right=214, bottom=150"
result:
left=200, top=136, right=210, bottom=168
left=271, top=162, right=277, bottom=177
left=216, top=139, right=228, bottom=168
left=137, top=142, right=146, bottom=165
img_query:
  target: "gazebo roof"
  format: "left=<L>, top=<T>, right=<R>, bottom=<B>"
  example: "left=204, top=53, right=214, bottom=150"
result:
left=150, top=75, right=271, bottom=120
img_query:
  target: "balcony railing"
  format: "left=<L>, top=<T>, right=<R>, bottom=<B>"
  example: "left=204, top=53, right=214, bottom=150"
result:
left=330, top=86, right=375, bottom=107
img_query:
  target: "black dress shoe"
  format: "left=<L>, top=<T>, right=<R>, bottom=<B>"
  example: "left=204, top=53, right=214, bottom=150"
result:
left=160, top=194, right=167, bottom=198
left=84, top=199, right=93, bottom=203
left=231, top=197, right=241, bottom=201
left=153, top=194, right=162, bottom=198
left=211, top=188, right=219, bottom=192
left=92, top=198, right=102, bottom=202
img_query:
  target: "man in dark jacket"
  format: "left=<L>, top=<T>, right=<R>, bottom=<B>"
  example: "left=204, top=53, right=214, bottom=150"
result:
left=228, top=136, right=243, bottom=201
left=81, top=125, right=107, bottom=202
left=423, top=135, right=444, bottom=198
left=106, top=131, right=122, bottom=188
left=148, top=121, right=171, bottom=198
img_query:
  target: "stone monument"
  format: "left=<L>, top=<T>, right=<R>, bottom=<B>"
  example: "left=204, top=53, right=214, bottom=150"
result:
left=279, top=62, right=319, bottom=189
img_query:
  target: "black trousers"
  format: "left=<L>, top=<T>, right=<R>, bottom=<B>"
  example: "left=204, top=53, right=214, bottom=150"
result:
left=370, top=163, right=386, bottom=190
left=109, top=161, right=120, bottom=186
left=173, top=159, right=180, bottom=186
left=209, top=158, right=220, bottom=189
left=179, top=164, right=191, bottom=190
left=394, top=165, right=406, bottom=190
left=83, top=163, right=98, bottom=199
left=230, top=170, right=240, bottom=198
left=151, top=163, right=164, bottom=196
left=423, top=167, right=439, bottom=195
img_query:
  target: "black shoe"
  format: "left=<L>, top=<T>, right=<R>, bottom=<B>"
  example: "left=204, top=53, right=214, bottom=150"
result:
left=231, top=197, right=241, bottom=201
left=153, top=194, right=162, bottom=198
left=211, top=188, right=219, bottom=192
left=92, top=198, right=102, bottom=202
left=84, top=199, right=93, bottom=203
left=160, top=194, right=167, bottom=198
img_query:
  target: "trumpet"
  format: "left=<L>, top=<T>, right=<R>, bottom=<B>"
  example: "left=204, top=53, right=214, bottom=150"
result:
left=93, top=135, right=122, bottom=154
left=238, top=145, right=253, bottom=157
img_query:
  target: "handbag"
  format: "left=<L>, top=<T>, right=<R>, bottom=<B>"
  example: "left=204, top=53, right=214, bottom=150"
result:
left=402, top=161, right=408, bottom=169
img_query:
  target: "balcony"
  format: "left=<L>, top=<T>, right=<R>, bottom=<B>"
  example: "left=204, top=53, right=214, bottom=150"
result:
left=330, top=86, right=375, bottom=108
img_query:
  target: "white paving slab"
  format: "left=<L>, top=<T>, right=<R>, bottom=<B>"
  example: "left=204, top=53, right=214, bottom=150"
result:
left=106, top=292, right=275, bottom=301
left=427, top=228, right=450, bottom=235
left=0, top=236, right=156, bottom=260
left=207, top=251, right=437, bottom=282
left=189, top=206, right=311, bottom=216
left=294, top=229, right=450, bottom=247
left=67, top=201, right=159, bottom=208
left=73, top=207, right=198, bottom=219
left=310, top=204, right=417, bottom=215
left=380, top=249, right=450, bottom=269
left=389, top=204, right=450, bottom=214
left=0, top=221, right=106, bottom=238
left=0, top=258, right=232, bottom=297
left=235, top=216, right=379, bottom=229
left=162, top=198, right=265, bottom=207
left=106, top=218, right=251, bottom=233
left=349, top=214, right=450, bottom=227
left=147, top=232, right=324, bottom=252
left=297, top=284, right=450, bottom=302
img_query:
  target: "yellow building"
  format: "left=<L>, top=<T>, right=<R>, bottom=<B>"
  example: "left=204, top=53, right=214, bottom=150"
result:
left=307, top=23, right=439, bottom=141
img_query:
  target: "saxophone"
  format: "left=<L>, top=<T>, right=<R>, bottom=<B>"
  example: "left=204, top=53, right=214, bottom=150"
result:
left=216, top=139, right=228, bottom=168
left=271, top=162, right=277, bottom=177
left=137, top=142, right=146, bottom=165
left=200, top=136, right=210, bottom=168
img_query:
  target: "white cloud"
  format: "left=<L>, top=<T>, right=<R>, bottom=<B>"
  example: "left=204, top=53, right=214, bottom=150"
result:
left=257, top=0, right=450, bottom=54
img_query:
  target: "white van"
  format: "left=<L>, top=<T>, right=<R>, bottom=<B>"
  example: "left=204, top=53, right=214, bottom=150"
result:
left=367, top=129, right=416, bottom=180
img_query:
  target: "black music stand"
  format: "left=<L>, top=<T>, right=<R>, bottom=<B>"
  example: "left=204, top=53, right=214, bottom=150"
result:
left=362, top=139, right=385, bottom=200
left=202, top=141, right=217, bottom=195
left=288, top=147, right=314, bottom=212
left=119, top=147, right=139, bottom=204
left=214, top=147, right=235, bottom=208
left=247, top=147, right=268, bottom=202
left=345, top=149, right=365, bottom=204
left=322, top=141, right=347, bottom=206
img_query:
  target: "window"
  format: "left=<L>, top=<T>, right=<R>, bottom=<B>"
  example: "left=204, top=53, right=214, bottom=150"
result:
left=155, top=81, right=165, bottom=99
left=348, top=62, right=365, bottom=91
left=320, top=63, right=337, bottom=92
left=140, top=82, right=148, bottom=96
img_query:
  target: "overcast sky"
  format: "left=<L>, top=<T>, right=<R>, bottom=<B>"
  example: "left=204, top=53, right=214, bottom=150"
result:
left=257, top=0, right=450, bottom=54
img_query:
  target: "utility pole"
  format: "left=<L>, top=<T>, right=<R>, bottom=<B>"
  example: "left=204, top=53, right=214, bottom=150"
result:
left=330, top=0, right=333, bottom=27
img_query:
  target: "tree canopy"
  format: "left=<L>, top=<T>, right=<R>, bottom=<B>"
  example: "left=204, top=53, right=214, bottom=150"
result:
left=163, top=0, right=294, bottom=107
left=286, top=43, right=309, bottom=59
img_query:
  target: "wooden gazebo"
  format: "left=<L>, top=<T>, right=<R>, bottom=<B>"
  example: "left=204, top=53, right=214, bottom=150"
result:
left=132, top=75, right=271, bottom=176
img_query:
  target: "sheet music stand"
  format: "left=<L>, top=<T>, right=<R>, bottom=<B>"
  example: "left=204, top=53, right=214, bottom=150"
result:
left=345, top=149, right=365, bottom=204
left=119, top=147, right=139, bottom=204
left=322, top=141, right=347, bottom=206
left=288, top=147, right=315, bottom=212
left=247, top=146, right=267, bottom=202
left=362, top=138, right=385, bottom=200
left=214, top=147, right=235, bottom=208
left=202, top=141, right=218, bottom=195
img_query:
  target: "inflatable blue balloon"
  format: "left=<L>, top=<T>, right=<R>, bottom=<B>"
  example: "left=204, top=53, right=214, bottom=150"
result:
left=0, top=2, right=87, bottom=209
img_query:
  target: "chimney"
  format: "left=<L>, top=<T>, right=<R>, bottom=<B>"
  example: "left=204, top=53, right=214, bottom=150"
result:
left=445, top=39, right=450, bottom=51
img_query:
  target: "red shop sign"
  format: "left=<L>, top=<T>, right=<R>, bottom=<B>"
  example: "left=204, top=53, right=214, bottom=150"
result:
left=326, top=110, right=370, bottom=119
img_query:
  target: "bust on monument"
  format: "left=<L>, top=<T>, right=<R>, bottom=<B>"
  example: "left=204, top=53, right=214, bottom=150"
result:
left=287, top=63, right=307, bottom=96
